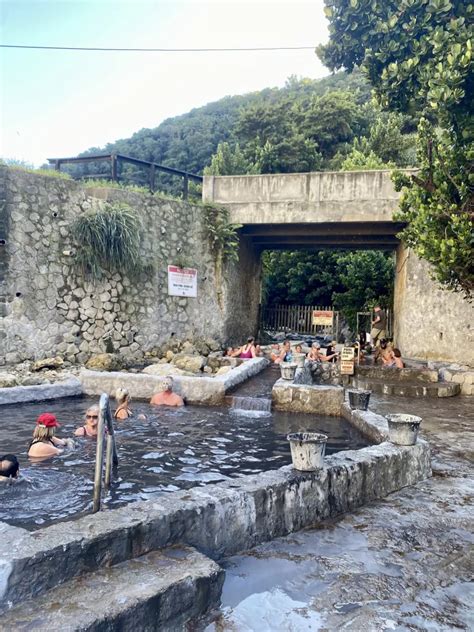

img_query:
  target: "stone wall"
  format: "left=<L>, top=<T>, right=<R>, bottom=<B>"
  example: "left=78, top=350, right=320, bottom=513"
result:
left=0, top=166, right=252, bottom=365
left=393, top=244, right=474, bottom=367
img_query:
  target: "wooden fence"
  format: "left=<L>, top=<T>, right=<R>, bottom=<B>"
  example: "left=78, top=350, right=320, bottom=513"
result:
left=260, top=304, right=339, bottom=337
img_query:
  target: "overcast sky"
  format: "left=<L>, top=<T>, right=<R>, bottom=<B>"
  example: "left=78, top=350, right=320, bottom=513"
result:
left=1, top=0, right=329, bottom=166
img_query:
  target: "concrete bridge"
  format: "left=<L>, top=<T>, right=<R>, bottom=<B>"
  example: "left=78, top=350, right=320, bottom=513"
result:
left=203, top=170, right=474, bottom=365
left=203, top=170, right=411, bottom=250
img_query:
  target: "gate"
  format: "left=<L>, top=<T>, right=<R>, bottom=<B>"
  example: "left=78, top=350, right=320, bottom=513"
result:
left=260, top=304, right=339, bottom=338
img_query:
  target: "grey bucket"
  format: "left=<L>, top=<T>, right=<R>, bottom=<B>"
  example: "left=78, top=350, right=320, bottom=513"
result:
left=347, top=389, right=371, bottom=411
left=280, top=362, right=297, bottom=380
left=287, top=432, right=328, bottom=471
left=386, top=414, right=422, bottom=446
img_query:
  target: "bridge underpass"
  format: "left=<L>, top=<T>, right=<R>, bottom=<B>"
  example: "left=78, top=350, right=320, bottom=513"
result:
left=239, top=221, right=405, bottom=251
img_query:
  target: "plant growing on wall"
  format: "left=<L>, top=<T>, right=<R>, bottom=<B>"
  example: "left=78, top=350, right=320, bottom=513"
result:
left=71, top=202, right=144, bottom=280
left=202, top=204, right=241, bottom=308
left=202, top=204, right=241, bottom=265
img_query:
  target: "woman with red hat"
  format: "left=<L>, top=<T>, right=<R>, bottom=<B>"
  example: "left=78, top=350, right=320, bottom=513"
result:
left=28, top=413, right=73, bottom=459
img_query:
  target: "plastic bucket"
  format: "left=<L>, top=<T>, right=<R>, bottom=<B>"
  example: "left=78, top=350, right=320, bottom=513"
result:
left=287, top=432, right=328, bottom=471
left=280, top=362, right=297, bottom=380
left=293, top=353, right=306, bottom=368
left=347, top=389, right=371, bottom=411
left=386, top=414, right=422, bottom=446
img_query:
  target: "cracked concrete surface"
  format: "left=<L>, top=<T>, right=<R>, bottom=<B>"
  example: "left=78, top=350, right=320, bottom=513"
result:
left=203, top=395, right=473, bottom=631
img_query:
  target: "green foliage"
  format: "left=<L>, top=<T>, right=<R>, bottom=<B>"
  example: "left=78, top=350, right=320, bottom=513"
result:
left=262, top=250, right=394, bottom=331
left=318, top=0, right=474, bottom=296
left=71, top=202, right=145, bottom=281
left=81, top=178, right=150, bottom=194
left=62, top=69, right=415, bottom=191
left=2, top=160, right=72, bottom=180
left=393, top=118, right=474, bottom=295
left=341, top=147, right=393, bottom=171
left=202, top=204, right=241, bottom=264
left=203, top=142, right=256, bottom=175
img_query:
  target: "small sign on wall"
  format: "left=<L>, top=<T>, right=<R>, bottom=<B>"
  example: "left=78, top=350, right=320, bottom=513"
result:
left=340, top=346, right=355, bottom=375
left=312, top=310, right=333, bottom=326
left=167, top=265, right=197, bottom=297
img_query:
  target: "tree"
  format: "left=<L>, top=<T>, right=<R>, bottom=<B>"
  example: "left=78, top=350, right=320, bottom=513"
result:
left=203, top=142, right=255, bottom=175
left=262, top=249, right=394, bottom=331
left=318, top=0, right=474, bottom=296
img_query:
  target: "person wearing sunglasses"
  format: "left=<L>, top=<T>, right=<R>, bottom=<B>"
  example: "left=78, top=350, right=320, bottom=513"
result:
left=74, top=405, right=100, bottom=437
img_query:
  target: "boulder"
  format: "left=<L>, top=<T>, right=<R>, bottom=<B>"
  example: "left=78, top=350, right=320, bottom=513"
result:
left=21, top=376, right=49, bottom=386
left=205, top=339, right=221, bottom=353
left=32, top=356, right=64, bottom=372
left=215, top=366, right=232, bottom=377
left=142, top=363, right=185, bottom=376
left=172, top=354, right=205, bottom=373
left=85, top=353, right=122, bottom=372
left=181, top=341, right=197, bottom=355
left=0, top=373, right=18, bottom=388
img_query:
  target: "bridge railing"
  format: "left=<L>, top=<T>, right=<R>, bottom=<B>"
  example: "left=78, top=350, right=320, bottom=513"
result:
left=47, top=153, right=203, bottom=199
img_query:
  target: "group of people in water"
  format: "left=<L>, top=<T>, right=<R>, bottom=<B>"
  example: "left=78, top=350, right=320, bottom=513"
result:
left=0, top=376, right=185, bottom=482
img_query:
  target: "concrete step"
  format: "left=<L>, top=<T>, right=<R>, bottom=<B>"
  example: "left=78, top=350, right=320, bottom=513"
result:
left=354, top=366, right=439, bottom=383
left=0, top=546, right=224, bottom=632
left=352, top=377, right=460, bottom=398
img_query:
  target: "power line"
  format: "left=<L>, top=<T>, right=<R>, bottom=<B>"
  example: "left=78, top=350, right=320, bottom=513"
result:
left=0, top=43, right=315, bottom=53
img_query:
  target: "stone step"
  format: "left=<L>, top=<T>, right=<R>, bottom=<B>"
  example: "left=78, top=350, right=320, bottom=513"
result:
left=352, top=377, right=460, bottom=398
left=354, top=366, right=439, bottom=383
left=0, top=546, right=224, bottom=632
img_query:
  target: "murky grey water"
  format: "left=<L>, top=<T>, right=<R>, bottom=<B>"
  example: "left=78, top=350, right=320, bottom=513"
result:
left=0, top=396, right=368, bottom=530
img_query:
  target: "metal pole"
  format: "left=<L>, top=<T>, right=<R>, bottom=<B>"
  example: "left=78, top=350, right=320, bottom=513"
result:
left=104, top=433, right=113, bottom=488
left=92, top=398, right=106, bottom=513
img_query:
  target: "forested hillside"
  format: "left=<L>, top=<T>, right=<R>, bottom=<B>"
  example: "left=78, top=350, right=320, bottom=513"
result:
left=66, top=70, right=416, bottom=187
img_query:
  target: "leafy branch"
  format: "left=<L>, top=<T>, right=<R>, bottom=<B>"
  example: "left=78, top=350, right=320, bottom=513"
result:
left=202, top=204, right=241, bottom=264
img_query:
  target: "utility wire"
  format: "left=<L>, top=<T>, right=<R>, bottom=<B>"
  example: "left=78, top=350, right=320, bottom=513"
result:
left=0, top=43, right=315, bottom=52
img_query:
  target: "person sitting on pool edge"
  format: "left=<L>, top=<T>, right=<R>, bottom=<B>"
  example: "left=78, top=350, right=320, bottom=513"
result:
left=150, top=376, right=184, bottom=407
left=0, top=454, right=20, bottom=483
left=28, top=413, right=74, bottom=458
left=307, top=342, right=338, bottom=363
left=74, top=405, right=100, bottom=437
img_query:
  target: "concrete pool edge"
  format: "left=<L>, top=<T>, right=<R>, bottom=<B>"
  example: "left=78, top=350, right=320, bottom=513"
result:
left=0, top=357, right=269, bottom=407
left=0, top=436, right=431, bottom=609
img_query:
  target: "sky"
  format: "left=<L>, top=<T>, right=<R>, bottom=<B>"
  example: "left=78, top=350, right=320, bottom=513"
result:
left=0, top=0, right=330, bottom=166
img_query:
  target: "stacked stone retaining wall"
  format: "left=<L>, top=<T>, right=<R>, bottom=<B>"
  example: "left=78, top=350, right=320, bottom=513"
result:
left=0, top=167, right=260, bottom=365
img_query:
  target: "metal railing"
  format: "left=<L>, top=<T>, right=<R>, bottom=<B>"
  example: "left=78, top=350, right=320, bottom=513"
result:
left=260, top=304, right=339, bottom=337
left=92, top=393, right=119, bottom=513
left=47, top=152, right=203, bottom=199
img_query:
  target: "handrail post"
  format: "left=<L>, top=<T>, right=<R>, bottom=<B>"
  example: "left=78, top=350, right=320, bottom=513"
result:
left=92, top=397, right=106, bottom=513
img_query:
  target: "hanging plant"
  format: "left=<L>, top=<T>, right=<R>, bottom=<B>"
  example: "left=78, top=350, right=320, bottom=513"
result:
left=202, top=204, right=241, bottom=264
left=71, top=202, right=145, bottom=280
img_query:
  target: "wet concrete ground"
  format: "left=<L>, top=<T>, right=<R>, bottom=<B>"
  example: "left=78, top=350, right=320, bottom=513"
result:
left=203, top=395, right=474, bottom=631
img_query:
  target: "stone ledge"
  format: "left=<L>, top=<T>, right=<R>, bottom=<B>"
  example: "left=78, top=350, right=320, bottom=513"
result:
left=0, top=377, right=82, bottom=406
left=0, top=545, right=224, bottom=631
left=80, top=359, right=268, bottom=406
left=341, top=402, right=389, bottom=443
left=0, top=440, right=431, bottom=608
left=272, top=379, right=344, bottom=415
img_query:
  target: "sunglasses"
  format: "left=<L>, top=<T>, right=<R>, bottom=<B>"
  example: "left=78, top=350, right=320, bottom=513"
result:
left=86, top=414, right=99, bottom=420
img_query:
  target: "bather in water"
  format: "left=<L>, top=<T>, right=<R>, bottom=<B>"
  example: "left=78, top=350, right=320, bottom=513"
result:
left=28, top=413, right=74, bottom=459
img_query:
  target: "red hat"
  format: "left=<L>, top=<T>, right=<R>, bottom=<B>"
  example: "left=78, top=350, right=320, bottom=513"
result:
left=36, top=413, right=60, bottom=428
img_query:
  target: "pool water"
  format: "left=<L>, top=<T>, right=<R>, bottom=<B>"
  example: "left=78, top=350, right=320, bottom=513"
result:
left=0, top=397, right=369, bottom=530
